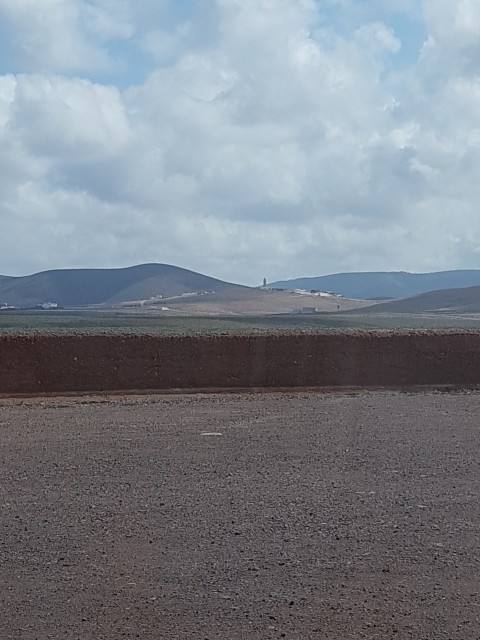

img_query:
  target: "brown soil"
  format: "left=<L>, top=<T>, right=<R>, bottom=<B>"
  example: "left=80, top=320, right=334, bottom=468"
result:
left=131, top=288, right=369, bottom=315
left=1, top=390, right=479, bottom=639
left=1, top=331, right=480, bottom=395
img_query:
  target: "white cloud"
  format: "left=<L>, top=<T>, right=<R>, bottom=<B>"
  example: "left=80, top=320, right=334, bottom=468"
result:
left=11, top=74, right=131, bottom=159
left=1, top=0, right=480, bottom=283
left=0, top=0, right=132, bottom=73
left=82, top=0, right=134, bottom=41
left=354, top=23, right=401, bottom=54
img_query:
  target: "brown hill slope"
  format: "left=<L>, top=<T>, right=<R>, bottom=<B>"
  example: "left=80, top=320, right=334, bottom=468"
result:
left=112, top=288, right=370, bottom=315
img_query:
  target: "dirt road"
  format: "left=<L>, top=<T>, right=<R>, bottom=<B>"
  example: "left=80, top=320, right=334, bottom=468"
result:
left=1, top=391, right=479, bottom=639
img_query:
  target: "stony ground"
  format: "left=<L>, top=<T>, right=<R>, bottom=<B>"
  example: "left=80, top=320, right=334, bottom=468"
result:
left=0, top=390, right=479, bottom=639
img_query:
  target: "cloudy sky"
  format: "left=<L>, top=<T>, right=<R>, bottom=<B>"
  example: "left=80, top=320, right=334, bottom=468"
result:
left=0, top=0, right=479, bottom=284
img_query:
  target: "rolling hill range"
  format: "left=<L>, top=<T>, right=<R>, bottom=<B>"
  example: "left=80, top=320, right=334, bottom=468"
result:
left=0, top=264, right=370, bottom=315
left=269, top=270, right=480, bottom=299
left=361, top=285, right=480, bottom=314
left=0, top=264, right=246, bottom=308
left=3, top=264, right=480, bottom=316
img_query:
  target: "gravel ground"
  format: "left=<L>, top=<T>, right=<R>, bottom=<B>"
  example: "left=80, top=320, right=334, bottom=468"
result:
left=0, top=390, right=479, bottom=640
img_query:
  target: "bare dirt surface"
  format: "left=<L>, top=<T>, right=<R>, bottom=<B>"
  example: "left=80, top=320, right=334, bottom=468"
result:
left=1, top=390, right=480, bottom=639
left=127, top=288, right=369, bottom=315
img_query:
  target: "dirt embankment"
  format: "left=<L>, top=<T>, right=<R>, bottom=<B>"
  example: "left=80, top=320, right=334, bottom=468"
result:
left=1, top=331, right=479, bottom=395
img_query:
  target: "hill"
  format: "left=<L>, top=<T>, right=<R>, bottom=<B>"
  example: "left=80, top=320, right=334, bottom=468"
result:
left=0, top=264, right=246, bottom=308
left=269, top=270, right=480, bottom=299
left=116, top=288, right=369, bottom=315
left=362, top=285, right=480, bottom=314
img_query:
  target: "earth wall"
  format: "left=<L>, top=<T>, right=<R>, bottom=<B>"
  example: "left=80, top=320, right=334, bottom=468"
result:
left=0, top=331, right=479, bottom=395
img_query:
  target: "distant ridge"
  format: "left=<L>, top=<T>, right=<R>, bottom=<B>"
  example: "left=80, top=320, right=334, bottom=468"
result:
left=0, top=264, right=246, bottom=308
left=269, top=270, right=480, bottom=300
left=362, top=284, right=480, bottom=314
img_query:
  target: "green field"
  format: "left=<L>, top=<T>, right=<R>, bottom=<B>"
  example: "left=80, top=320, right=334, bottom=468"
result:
left=0, top=310, right=479, bottom=334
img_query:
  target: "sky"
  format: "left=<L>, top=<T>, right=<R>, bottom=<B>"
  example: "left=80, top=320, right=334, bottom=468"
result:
left=0, top=0, right=479, bottom=285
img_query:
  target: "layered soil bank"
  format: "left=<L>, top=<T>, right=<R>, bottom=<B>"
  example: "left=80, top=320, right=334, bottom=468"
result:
left=1, top=331, right=480, bottom=395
